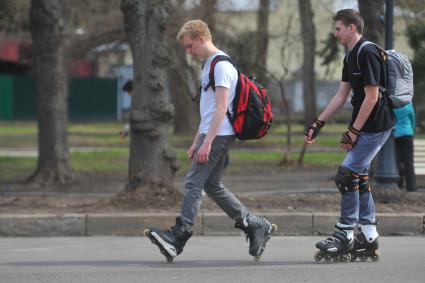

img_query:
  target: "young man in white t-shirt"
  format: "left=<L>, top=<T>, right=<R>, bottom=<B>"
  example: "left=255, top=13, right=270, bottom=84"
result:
left=146, top=20, right=274, bottom=262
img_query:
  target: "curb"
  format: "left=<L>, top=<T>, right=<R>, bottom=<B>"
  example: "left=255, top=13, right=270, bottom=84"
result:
left=0, top=213, right=423, bottom=237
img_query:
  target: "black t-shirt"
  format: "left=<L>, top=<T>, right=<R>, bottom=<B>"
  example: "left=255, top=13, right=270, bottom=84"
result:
left=342, top=37, right=395, bottom=133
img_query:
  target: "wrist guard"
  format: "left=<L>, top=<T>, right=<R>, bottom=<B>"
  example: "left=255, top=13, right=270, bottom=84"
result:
left=340, top=131, right=355, bottom=145
left=305, top=118, right=325, bottom=139
left=348, top=125, right=361, bottom=135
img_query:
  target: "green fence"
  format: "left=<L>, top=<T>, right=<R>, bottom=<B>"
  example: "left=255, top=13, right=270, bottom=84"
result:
left=0, top=75, right=117, bottom=121
left=0, top=76, right=14, bottom=120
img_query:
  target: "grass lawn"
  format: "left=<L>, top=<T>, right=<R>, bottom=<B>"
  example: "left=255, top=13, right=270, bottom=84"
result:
left=0, top=121, right=384, bottom=181
left=0, top=148, right=345, bottom=181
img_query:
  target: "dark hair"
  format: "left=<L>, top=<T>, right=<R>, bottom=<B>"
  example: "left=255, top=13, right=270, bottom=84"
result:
left=333, top=9, right=364, bottom=34
left=122, top=79, right=133, bottom=92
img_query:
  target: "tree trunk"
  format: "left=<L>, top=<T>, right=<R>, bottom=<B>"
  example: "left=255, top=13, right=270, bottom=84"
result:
left=198, top=0, right=217, bottom=36
left=358, top=0, right=385, bottom=46
left=167, top=0, right=199, bottom=135
left=277, top=79, right=293, bottom=165
left=256, top=0, right=270, bottom=84
left=121, top=0, right=179, bottom=192
left=167, top=52, right=199, bottom=135
left=27, top=0, right=74, bottom=186
left=298, top=0, right=317, bottom=129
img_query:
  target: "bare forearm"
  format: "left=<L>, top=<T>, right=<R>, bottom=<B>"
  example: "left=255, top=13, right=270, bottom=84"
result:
left=204, top=108, right=227, bottom=145
left=317, top=82, right=351, bottom=122
left=318, top=93, right=348, bottom=121
left=304, top=82, right=351, bottom=145
left=192, top=131, right=200, bottom=145
left=352, top=86, right=379, bottom=130
left=203, top=86, right=229, bottom=145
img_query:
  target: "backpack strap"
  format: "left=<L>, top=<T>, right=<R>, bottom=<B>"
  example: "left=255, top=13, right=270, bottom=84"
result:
left=355, top=41, right=388, bottom=94
left=356, top=41, right=383, bottom=71
left=203, top=54, right=238, bottom=123
left=204, top=55, right=236, bottom=92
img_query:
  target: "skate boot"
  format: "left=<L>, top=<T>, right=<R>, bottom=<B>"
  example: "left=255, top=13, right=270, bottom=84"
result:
left=351, top=224, right=380, bottom=262
left=144, top=217, right=193, bottom=263
left=235, top=215, right=278, bottom=261
left=314, top=228, right=354, bottom=263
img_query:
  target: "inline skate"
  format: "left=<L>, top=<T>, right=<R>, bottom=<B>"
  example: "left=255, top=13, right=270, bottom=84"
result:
left=235, top=215, right=278, bottom=261
left=314, top=229, right=353, bottom=263
left=351, top=224, right=380, bottom=262
left=144, top=217, right=192, bottom=263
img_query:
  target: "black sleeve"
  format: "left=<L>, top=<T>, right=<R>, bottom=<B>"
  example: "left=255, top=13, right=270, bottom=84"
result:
left=359, top=46, right=382, bottom=87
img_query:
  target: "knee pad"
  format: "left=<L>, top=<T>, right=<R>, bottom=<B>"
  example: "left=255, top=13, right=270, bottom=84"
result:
left=358, top=175, right=371, bottom=195
left=335, top=166, right=360, bottom=194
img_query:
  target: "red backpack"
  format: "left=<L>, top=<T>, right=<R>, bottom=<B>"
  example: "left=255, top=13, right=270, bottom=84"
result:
left=205, top=55, right=273, bottom=140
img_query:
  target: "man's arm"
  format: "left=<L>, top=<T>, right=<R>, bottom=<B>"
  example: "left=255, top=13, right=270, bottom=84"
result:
left=196, top=86, right=229, bottom=163
left=318, top=82, right=352, bottom=121
left=340, top=84, right=379, bottom=150
left=119, top=123, right=130, bottom=140
left=187, top=131, right=200, bottom=159
left=305, top=82, right=351, bottom=144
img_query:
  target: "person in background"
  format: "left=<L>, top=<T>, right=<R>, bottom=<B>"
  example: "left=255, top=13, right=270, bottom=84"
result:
left=119, top=79, right=133, bottom=139
left=394, top=103, right=417, bottom=192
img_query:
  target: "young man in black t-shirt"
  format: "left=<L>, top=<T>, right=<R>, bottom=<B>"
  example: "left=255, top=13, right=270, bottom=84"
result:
left=305, top=9, right=395, bottom=262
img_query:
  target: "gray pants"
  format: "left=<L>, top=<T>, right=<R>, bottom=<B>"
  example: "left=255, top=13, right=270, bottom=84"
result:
left=180, top=134, right=249, bottom=226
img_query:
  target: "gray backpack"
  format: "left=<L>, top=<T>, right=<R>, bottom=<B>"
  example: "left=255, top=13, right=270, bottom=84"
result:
left=356, top=41, right=414, bottom=108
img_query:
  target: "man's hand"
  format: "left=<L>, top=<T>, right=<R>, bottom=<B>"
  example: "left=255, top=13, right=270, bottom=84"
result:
left=196, top=142, right=211, bottom=164
left=340, top=125, right=361, bottom=150
left=305, top=118, right=325, bottom=144
left=119, top=131, right=128, bottom=140
left=119, top=124, right=130, bottom=140
left=187, top=143, right=196, bottom=159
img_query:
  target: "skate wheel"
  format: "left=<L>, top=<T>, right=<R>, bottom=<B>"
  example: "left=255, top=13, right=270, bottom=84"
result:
left=359, top=254, right=368, bottom=262
left=254, top=255, right=261, bottom=262
left=341, top=253, right=351, bottom=263
left=350, top=255, right=357, bottom=262
left=271, top=224, right=278, bottom=232
left=314, top=251, right=323, bottom=262
left=333, top=254, right=341, bottom=262
left=143, top=229, right=150, bottom=236
left=159, top=249, right=174, bottom=263
left=370, top=251, right=380, bottom=262
left=324, top=254, right=332, bottom=262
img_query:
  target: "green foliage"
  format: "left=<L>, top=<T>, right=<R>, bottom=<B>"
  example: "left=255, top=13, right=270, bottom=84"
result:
left=0, top=0, right=29, bottom=34
left=318, top=32, right=340, bottom=66
left=221, top=30, right=258, bottom=75
left=407, top=24, right=425, bottom=50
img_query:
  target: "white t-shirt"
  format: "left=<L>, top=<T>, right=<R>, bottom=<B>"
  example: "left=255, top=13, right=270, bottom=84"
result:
left=199, top=51, right=237, bottom=135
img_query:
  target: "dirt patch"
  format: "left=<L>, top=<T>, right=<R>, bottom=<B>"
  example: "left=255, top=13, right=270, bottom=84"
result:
left=1, top=188, right=424, bottom=215
left=1, top=167, right=424, bottom=214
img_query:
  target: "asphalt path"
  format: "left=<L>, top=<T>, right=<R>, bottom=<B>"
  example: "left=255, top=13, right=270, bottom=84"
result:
left=0, top=236, right=424, bottom=283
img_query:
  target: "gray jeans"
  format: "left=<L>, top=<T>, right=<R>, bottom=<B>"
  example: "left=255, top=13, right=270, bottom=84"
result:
left=180, top=134, right=249, bottom=227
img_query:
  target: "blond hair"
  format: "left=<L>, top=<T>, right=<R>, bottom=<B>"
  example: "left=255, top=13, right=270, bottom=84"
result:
left=176, top=20, right=212, bottom=43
